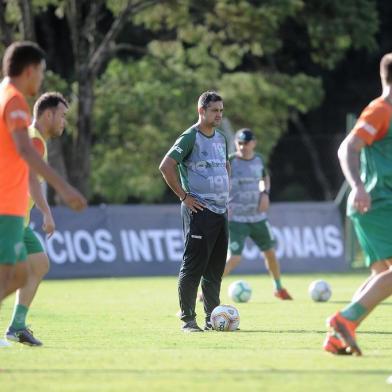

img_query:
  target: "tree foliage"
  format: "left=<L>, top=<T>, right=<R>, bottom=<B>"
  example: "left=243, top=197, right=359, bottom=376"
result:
left=0, top=0, right=380, bottom=203
left=91, top=0, right=377, bottom=202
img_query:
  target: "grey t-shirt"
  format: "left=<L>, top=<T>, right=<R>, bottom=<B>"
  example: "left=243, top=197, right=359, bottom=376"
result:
left=167, top=125, right=229, bottom=214
left=229, top=153, right=267, bottom=222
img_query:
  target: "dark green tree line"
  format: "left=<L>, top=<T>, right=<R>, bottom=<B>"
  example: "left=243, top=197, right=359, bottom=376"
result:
left=0, top=0, right=380, bottom=203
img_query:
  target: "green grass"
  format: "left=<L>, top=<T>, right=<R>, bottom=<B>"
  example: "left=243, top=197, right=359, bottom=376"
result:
left=1, top=273, right=391, bottom=391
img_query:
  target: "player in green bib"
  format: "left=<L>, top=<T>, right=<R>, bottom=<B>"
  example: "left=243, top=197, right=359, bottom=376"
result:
left=5, top=92, right=69, bottom=346
left=224, top=129, right=292, bottom=300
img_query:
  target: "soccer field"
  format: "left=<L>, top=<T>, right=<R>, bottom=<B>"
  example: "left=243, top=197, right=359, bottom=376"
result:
left=0, top=273, right=391, bottom=392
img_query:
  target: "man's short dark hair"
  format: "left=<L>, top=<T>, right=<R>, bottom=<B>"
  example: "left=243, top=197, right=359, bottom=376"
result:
left=198, top=91, right=223, bottom=109
left=380, top=53, right=392, bottom=85
left=33, top=92, right=69, bottom=118
left=2, top=41, right=45, bottom=77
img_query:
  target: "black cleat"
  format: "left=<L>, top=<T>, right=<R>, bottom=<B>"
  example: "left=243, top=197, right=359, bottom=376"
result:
left=6, top=327, right=43, bottom=346
left=204, top=321, right=214, bottom=331
left=182, top=320, right=203, bottom=333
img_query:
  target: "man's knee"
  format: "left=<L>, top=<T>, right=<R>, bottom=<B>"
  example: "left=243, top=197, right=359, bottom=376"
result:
left=371, top=260, right=389, bottom=276
left=28, top=253, right=50, bottom=279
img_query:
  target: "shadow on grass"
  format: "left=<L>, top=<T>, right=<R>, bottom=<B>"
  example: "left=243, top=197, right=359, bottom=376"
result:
left=0, top=368, right=391, bottom=376
left=237, top=329, right=392, bottom=335
left=329, top=301, right=392, bottom=306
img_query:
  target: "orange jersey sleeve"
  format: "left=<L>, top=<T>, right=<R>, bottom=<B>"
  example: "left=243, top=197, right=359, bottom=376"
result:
left=31, top=137, right=45, bottom=157
left=352, top=99, right=392, bottom=145
left=4, top=95, right=30, bottom=133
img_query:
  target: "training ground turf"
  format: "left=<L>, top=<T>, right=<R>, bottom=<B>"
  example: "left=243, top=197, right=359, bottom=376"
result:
left=0, top=273, right=391, bottom=391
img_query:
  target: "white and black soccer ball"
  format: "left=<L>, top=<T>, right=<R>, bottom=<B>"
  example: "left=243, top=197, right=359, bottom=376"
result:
left=228, top=280, right=252, bottom=303
left=210, top=304, right=240, bottom=331
left=308, top=280, right=332, bottom=302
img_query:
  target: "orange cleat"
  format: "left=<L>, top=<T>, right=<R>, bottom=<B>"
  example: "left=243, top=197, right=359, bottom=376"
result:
left=274, top=288, right=293, bottom=300
left=323, top=332, right=351, bottom=355
left=326, top=312, right=362, bottom=356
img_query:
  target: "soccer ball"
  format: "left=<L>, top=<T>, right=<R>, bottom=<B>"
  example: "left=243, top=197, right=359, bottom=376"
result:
left=210, top=304, right=240, bottom=331
left=308, top=280, right=332, bottom=302
left=228, top=280, right=252, bottom=303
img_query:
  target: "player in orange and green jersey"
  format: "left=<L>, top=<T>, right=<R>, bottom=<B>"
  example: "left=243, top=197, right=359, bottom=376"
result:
left=324, top=53, right=392, bottom=356
left=0, top=42, right=86, bottom=348
left=5, top=92, right=69, bottom=346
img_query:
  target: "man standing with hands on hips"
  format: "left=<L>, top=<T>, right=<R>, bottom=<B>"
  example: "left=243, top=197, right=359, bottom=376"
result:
left=159, top=91, right=230, bottom=332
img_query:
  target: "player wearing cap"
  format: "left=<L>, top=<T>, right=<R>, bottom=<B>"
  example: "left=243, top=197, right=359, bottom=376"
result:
left=224, top=128, right=292, bottom=300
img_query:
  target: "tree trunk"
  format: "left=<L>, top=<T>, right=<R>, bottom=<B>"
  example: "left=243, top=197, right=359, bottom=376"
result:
left=0, top=1, right=13, bottom=46
left=66, top=70, right=94, bottom=197
left=61, top=0, right=162, bottom=198
left=18, top=0, right=36, bottom=41
left=292, top=115, right=333, bottom=200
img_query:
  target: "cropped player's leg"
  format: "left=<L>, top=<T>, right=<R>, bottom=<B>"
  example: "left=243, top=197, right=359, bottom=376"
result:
left=0, top=265, right=15, bottom=347
left=0, top=214, right=28, bottom=347
left=0, top=216, right=28, bottom=299
left=4, top=262, right=28, bottom=298
left=352, top=259, right=389, bottom=302
left=350, top=209, right=392, bottom=302
left=251, top=220, right=292, bottom=300
left=6, top=226, right=47, bottom=345
left=0, top=265, right=14, bottom=301
left=17, top=251, right=49, bottom=309
left=263, top=248, right=292, bottom=300
left=6, top=252, right=48, bottom=346
left=224, top=221, right=247, bottom=276
left=223, top=253, right=242, bottom=276
left=326, top=269, right=392, bottom=356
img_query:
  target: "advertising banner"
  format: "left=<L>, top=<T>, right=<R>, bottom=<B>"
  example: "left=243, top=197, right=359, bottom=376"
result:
left=30, top=202, right=347, bottom=279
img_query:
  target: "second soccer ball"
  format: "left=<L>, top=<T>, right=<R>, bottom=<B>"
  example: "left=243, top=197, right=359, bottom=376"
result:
left=228, top=280, right=252, bottom=303
left=308, top=279, right=332, bottom=302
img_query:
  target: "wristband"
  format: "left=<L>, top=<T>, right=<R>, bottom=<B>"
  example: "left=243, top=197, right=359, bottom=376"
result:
left=180, top=193, right=188, bottom=202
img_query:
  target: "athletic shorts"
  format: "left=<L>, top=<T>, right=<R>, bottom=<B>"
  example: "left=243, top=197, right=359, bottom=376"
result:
left=0, top=215, right=27, bottom=265
left=24, top=226, right=44, bottom=255
left=351, top=205, right=392, bottom=267
left=229, top=219, right=276, bottom=255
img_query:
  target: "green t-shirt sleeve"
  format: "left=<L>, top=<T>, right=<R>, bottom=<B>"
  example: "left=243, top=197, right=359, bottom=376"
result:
left=167, top=131, right=195, bottom=163
left=224, top=134, right=229, bottom=161
left=257, top=153, right=268, bottom=177
left=219, top=130, right=229, bottom=160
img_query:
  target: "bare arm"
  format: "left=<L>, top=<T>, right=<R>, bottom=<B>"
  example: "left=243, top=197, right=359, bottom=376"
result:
left=29, top=172, right=55, bottom=236
left=259, top=175, right=271, bottom=193
left=338, top=133, right=366, bottom=189
left=13, top=129, right=87, bottom=211
left=29, top=173, right=50, bottom=216
left=258, top=175, right=270, bottom=212
left=338, top=133, right=370, bottom=213
left=159, top=155, right=203, bottom=212
left=226, top=160, right=231, bottom=177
